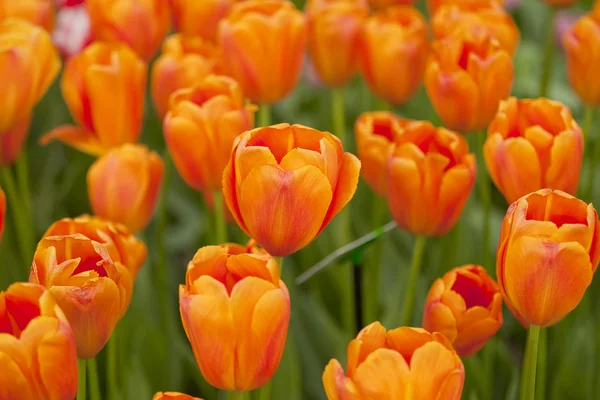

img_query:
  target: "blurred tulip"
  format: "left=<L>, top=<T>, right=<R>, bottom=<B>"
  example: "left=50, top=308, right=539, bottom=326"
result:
left=180, top=243, right=290, bottom=391
left=425, top=28, right=513, bottom=133
left=305, top=0, right=369, bottom=88
left=164, top=75, right=255, bottom=194
left=359, top=5, right=429, bottom=105
left=152, top=34, right=220, bottom=118
left=170, top=0, right=234, bottom=42
left=88, top=144, right=163, bottom=233
left=29, top=234, right=133, bottom=359
left=322, top=322, right=464, bottom=399
left=52, top=3, right=92, bottom=58
left=42, top=214, right=148, bottom=278
left=428, top=0, right=502, bottom=15
left=0, top=19, right=60, bottom=136
left=0, top=188, right=4, bottom=242
left=218, top=0, right=307, bottom=104
left=497, top=189, right=600, bottom=328
left=153, top=393, right=203, bottom=400
left=0, top=117, right=30, bottom=166
left=423, top=265, right=503, bottom=357
left=484, top=97, right=583, bottom=204
left=387, top=120, right=476, bottom=236
left=223, top=123, right=360, bottom=256
left=42, top=42, right=147, bottom=156
left=369, top=0, right=415, bottom=9
left=0, top=282, right=78, bottom=400
left=0, top=0, right=54, bottom=31
left=87, top=0, right=171, bottom=60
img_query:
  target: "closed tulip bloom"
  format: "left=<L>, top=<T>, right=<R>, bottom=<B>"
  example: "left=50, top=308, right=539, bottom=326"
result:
left=0, top=283, right=78, bottom=400
left=359, top=6, right=429, bottom=105
left=0, top=117, right=30, bottom=166
left=425, top=27, right=513, bottom=133
left=153, top=393, right=203, bottom=400
left=0, top=0, right=54, bottom=31
left=170, top=0, right=233, bottom=42
left=88, top=144, right=164, bottom=233
left=497, top=189, right=600, bottom=327
left=0, top=188, right=4, bottom=242
left=180, top=243, right=290, bottom=391
left=428, top=0, right=502, bottom=15
left=219, top=0, right=307, bottom=104
left=152, top=34, right=220, bottom=118
left=29, top=234, right=133, bottom=359
left=484, top=97, right=583, bottom=204
left=323, top=322, right=464, bottom=399
left=223, top=123, right=361, bottom=256
left=41, top=42, right=146, bottom=156
left=369, top=0, right=415, bottom=9
left=387, top=121, right=476, bottom=236
left=423, top=265, right=503, bottom=357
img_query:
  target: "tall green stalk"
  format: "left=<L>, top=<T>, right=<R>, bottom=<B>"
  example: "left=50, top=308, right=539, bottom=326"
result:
left=475, top=132, right=492, bottom=272
left=535, top=329, right=547, bottom=400
left=16, top=152, right=33, bottom=237
left=520, top=325, right=541, bottom=400
left=259, top=104, right=271, bottom=127
left=363, top=197, right=387, bottom=324
left=78, top=359, right=87, bottom=400
left=213, top=190, right=228, bottom=244
left=107, top=334, right=118, bottom=399
left=87, top=357, right=101, bottom=400
left=156, top=151, right=172, bottom=325
left=400, top=236, right=426, bottom=326
left=585, top=106, right=597, bottom=200
left=539, top=8, right=557, bottom=98
left=229, top=391, right=247, bottom=400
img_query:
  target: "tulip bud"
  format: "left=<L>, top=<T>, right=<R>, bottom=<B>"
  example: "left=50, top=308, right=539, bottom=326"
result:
left=0, top=283, right=78, bottom=399
left=0, top=187, right=5, bottom=242
left=387, top=120, right=476, bottom=236
left=322, top=322, right=464, bottom=399
left=218, top=0, right=307, bottom=104
left=41, top=42, right=147, bottom=156
left=153, top=393, right=203, bottom=400
left=368, top=0, right=415, bottom=9
left=87, top=144, right=164, bottom=233
left=359, top=6, right=429, bottom=106
left=179, top=243, right=290, bottom=391
left=223, top=123, right=361, bottom=256
left=423, top=265, right=503, bottom=357
left=170, top=0, right=234, bottom=42
left=497, top=189, right=600, bottom=328
left=0, top=117, right=30, bottom=166
left=484, top=97, right=583, bottom=204
left=152, top=34, right=220, bottom=118
left=0, top=0, right=55, bottom=31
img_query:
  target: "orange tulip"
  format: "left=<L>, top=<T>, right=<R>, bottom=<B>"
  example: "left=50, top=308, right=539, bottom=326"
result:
left=153, top=393, right=203, bottom=400
left=0, top=117, right=30, bottom=166
left=428, top=0, right=502, bottom=15
left=87, top=144, right=163, bottom=233
left=42, top=214, right=148, bottom=279
left=0, top=188, right=4, bottom=242
left=41, top=42, right=147, bottom=156
left=87, top=0, right=171, bottom=61
left=425, top=27, right=513, bottom=133
left=422, top=265, right=503, bottom=357
left=170, top=0, right=234, bottom=42
left=497, top=189, right=600, bottom=328
left=0, top=19, right=60, bottom=136
left=322, top=322, right=464, bottom=399
left=359, top=6, right=429, bottom=105
left=368, top=0, right=415, bottom=9
left=164, top=75, right=256, bottom=194
left=387, top=120, right=476, bottom=236
left=179, top=243, right=290, bottom=391
left=218, top=0, right=307, bottom=104
left=0, top=0, right=55, bottom=31
left=354, top=111, right=404, bottom=196
left=152, top=34, right=220, bottom=118
left=484, top=97, right=583, bottom=205
left=223, top=123, right=361, bottom=256
left=306, top=0, right=369, bottom=88
left=0, top=283, right=78, bottom=400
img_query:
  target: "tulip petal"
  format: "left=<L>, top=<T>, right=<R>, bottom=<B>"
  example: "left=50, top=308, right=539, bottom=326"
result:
left=423, top=302, right=458, bottom=342
left=352, top=348, right=409, bottom=399
left=321, top=152, right=361, bottom=230
left=546, top=130, right=583, bottom=196
left=40, top=125, right=103, bottom=156
left=434, top=370, right=465, bottom=400
left=409, top=341, right=461, bottom=399
left=347, top=321, right=387, bottom=379
left=322, top=359, right=361, bottom=400
left=453, top=317, right=501, bottom=357
left=0, top=345, right=33, bottom=400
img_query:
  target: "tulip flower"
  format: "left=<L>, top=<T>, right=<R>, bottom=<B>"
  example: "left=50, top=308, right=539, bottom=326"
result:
left=153, top=393, right=203, bottom=400
left=164, top=75, right=256, bottom=194
left=484, top=97, right=583, bottom=204
left=322, top=322, right=464, bottom=399
left=0, top=0, right=55, bottom=31
left=179, top=243, right=290, bottom=391
left=41, top=42, right=147, bottom=156
left=497, top=189, right=600, bottom=327
left=0, top=282, right=78, bottom=400
left=0, top=117, right=30, bottom=166
left=428, top=0, right=502, bottom=15
left=29, top=234, right=133, bottom=359
left=422, top=265, right=503, bottom=357
left=152, top=34, right=220, bottom=118
left=223, top=123, right=361, bottom=256
left=170, top=0, right=234, bottom=42
left=369, top=0, right=415, bottom=9
left=358, top=5, right=429, bottom=106
left=42, top=214, right=148, bottom=279
left=218, top=0, right=307, bottom=104
left=52, top=2, right=93, bottom=58
left=305, top=0, right=369, bottom=88
left=387, top=120, right=476, bottom=236
left=425, top=26, right=513, bottom=133
left=0, top=19, right=60, bottom=136
left=87, top=144, right=164, bottom=233
left=87, top=0, right=171, bottom=61
left=0, top=188, right=4, bottom=242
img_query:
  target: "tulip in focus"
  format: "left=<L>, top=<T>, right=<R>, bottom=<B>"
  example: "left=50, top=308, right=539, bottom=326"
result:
left=322, top=322, right=464, bottom=399
left=179, top=243, right=290, bottom=391
left=0, top=0, right=54, bottom=31
left=368, top=0, right=415, bottom=9
left=153, top=393, right=203, bottom=400
left=0, top=118, right=30, bottom=166
left=423, top=265, right=503, bottom=357
left=88, top=144, right=164, bottom=233
left=484, top=97, right=583, bottom=204
left=218, top=0, right=307, bottom=104
left=359, top=5, right=429, bottom=105
left=387, top=120, right=476, bottom=236
left=223, top=123, right=361, bottom=256
left=170, top=0, right=234, bottom=42
left=0, top=188, right=4, bottom=242
left=0, top=283, right=78, bottom=400
left=497, top=189, right=600, bottom=328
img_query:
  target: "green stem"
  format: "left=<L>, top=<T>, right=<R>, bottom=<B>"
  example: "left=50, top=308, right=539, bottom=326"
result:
left=87, top=357, right=101, bottom=400
left=585, top=106, right=597, bottom=201
left=400, top=236, right=426, bottom=326
left=156, top=151, right=172, bottom=326
left=78, top=359, right=87, bottom=400
left=520, top=325, right=541, bottom=400
left=535, top=328, right=547, bottom=400
left=16, top=151, right=33, bottom=236
left=228, top=391, right=247, bottom=400
left=332, top=88, right=346, bottom=144
left=375, top=98, right=391, bottom=112
left=259, top=104, right=271, bottom=127
left=107, top=334, right=118, bottom=399
left=539, top=8, right=556, bottom=98
left=213, top=190, right=228, bottom=244
left=475, top=131, right=492, bottom=272
left=363, top=197, right=387, bottom=324
left=258, top=382, right=272, bottom=400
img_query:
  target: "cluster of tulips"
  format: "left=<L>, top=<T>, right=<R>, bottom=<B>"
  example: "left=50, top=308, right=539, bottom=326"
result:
left=1, top=0, right=600, bottom=399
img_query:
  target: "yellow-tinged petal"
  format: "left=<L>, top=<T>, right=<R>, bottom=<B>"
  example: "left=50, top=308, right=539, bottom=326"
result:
left=352, top=348, right=409, bottom=399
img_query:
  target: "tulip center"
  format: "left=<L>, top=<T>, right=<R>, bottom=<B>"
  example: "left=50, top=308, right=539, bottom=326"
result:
left=451, top=274, right=493, bottom=309
left=0, top=295, right=41, bottom=338
left=372, top=120, right=395, bottom=141
left=72, top=254, right=109, bottom=278
left=525, top=192, right=588, bottom=227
